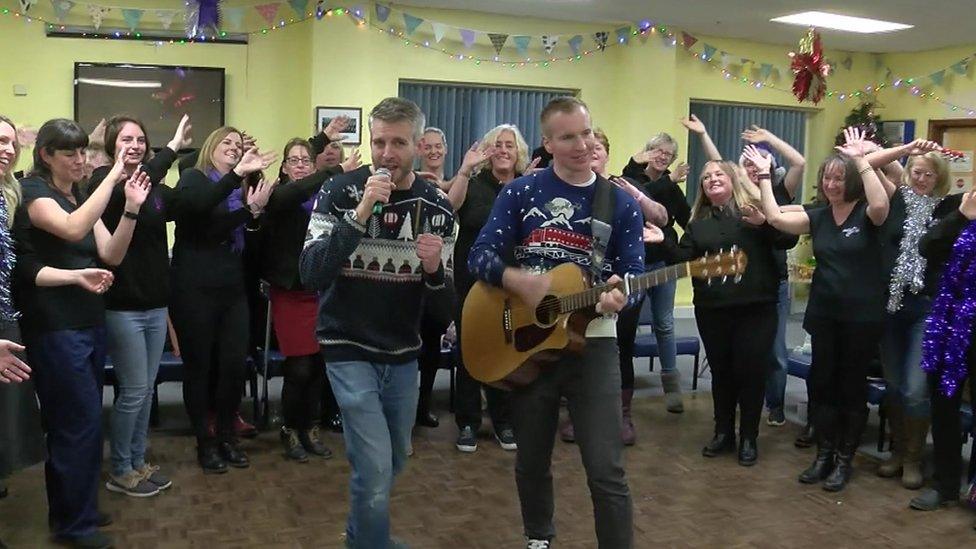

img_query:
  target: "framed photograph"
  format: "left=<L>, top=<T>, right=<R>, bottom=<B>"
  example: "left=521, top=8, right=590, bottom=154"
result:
left=315, top=106, right=362, bottom=145
left=879, top=120, right=915, bottom=147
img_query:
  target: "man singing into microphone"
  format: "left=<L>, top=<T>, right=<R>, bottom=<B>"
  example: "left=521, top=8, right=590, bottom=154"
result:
left=300, top=97, right=455, bottom=548
left=469, top=97, right=644, bottom=548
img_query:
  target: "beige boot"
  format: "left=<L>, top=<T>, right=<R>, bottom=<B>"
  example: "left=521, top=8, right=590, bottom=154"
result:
left=877, top=402, right=904, bottom=478
left=661, top=370, right=683, bottom=413
left=901, top=416, right=929, bottom=490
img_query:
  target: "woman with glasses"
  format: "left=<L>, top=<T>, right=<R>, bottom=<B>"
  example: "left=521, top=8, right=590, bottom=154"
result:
left=263, top=138, right=359, bottom=462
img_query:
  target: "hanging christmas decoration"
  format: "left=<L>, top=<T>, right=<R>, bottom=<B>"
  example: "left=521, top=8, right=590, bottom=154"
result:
left=789, top=28, right=830, bottom=104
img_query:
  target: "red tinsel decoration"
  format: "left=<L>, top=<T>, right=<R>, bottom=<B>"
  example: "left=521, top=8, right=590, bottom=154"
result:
left=789, top=28, right=830, bottom=104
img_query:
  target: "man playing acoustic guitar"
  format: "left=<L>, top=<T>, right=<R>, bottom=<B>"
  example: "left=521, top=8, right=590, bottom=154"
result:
left=468, top=96, right=645, bottom=549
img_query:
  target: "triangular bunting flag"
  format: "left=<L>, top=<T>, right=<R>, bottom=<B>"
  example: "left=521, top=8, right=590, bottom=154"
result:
left=951, top=59, right=969, bottom=75
left=255, top=3, right=279, bottom=25
left=18, top=0, right=38, bottom=13
left=760, top=63, right=773, bottom=80
left=223, top=6, right=244, bottom=30
left=541, top=35, right=559, bottom=55
left=288, top=0, right=308, bottom=18
left=432, top=22, right=446, bottom=43
left=568, top=35, right=583, bottom=55
left=514, top=35, right=531, bottom=56
left=121, top=8, right=142, bottom=31
left=375, top=3, right=390, bottom=23
left=741, top=57, right=752, bottom=65
left=155, top=10, right=175, bottom=29
left=460, top=29, right=476, bottom=49
left=615, top=26, right=630, bottom=45
left=351, top=5, right=366, bottom=20
left=315, top=0, right=326, bottom=19
left=720, top=51, right=731, bottom=67
left=842, top=56, right=853, bottom=70
left=51, top=0, right=74, bottom=21
left=87, top=4, right=110, bottom=30
left=488, top=33, right=508, bottom=56
left=702, top=44, right=717, bottom=60
left=403, top=13, right=423, bottom=35
left=681, top=32, right=697, bottom=49
left=931, top=70, right=946, bottom=86
left=593, top=31, right=608, bottom=51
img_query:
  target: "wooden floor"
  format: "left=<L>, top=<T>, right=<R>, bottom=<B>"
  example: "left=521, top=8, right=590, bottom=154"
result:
left=1, top=391, right=973, bottom=548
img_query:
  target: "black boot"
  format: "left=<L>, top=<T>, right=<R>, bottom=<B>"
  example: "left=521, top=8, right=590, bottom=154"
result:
left=738, top=438, right=758, bottom=466
left=197, top=443, right=228, bottom=474
left=823, top=450, right=855, bottom=492
left=702, top=433, right=736, bottom=457
left=799, top=441, right=835, bottom=483
left=823, top=410, right=866, bottom=492
left=0, top=482, right=7, bottom=499
left=795, top=401, right=817, bottom=448
left=218, top=440, right=250, bottom=468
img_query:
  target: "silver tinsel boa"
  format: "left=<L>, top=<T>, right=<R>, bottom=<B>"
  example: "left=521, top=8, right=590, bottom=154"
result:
left=887, top=189, right=942, bottom=313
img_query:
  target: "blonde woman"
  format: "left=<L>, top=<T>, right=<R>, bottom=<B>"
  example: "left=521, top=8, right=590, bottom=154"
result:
left=665, top=160, right=796, bottom=466
left=170, top=127, right=275, bottom=474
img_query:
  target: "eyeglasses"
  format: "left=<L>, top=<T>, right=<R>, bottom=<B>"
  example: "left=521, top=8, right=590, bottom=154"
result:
left=652, top=148, right=676, bottom=159
left=286, top=157, right=313, bottom=166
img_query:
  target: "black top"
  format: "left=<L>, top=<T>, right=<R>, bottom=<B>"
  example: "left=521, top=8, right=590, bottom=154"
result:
left=88, top=148, right=180, bottom=310
left=881, top=188, right=961, bottom=298
left=768, top=179, right=795, bottom=280
left=261, top=165, right=343, bottom=290
left=806, top=200, right=885, bottom=324
left=920, top=203, right=970, bottom=265
left=622, top=158, right=691, bottom=265
left=171, top=168, right=253, bottom=289
left=14, top=177, right=103, bottom=332
left=667, top=207, right=797, bottom=309
left=454, top=168, right=507, bottom=299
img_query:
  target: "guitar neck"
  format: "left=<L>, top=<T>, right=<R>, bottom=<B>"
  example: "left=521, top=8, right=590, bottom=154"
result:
left=558, top=262, right=690, bottom=313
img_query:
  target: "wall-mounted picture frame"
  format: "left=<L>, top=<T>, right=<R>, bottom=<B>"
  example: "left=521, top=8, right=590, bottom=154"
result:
left=315, top=106, right=362, bottom=145
left=879, top=119, right=915, bottom=147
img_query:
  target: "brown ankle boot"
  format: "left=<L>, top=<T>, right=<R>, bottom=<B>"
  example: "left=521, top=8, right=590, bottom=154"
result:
left=878, top=403, right=904, bottom=478
left=621, top=389, right=636, bottom=446
left=901, top=416, right=928, bottom=490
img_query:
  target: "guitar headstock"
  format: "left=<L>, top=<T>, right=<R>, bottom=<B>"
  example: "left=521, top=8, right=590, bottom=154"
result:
left=688, top=247, right=748, bottom=283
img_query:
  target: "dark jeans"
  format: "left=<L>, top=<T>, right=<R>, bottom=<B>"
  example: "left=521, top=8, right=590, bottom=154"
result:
left=282, top=354, right=324, bottom=430
left=695, top=303, right=777, bottom=440
left=511, top=338, right=632, bottom=548
left=805, top=316, right=883, bottom=446
left=929, top=346, right=976, bottom=498
left=417, top=315, right=447, bottom=418
left=171, top=284, right=249, bottom=445
left=25, top=326, right=107, bottom=540
left=454, top=302, right=511, bottom=431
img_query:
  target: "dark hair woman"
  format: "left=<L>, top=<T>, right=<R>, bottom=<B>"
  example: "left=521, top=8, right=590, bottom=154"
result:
left=88, top=114, right=192, bottom=498
left=14, top=118, right=148, bottom=548
left=760, top=127, right=891, bottom=492
left=170, top=126, right=275, bottom=474
left=264, top=137, right=358, bottom=462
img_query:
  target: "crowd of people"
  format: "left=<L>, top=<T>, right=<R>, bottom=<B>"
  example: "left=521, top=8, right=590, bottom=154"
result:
left=0, top=93, right=974, bottom=549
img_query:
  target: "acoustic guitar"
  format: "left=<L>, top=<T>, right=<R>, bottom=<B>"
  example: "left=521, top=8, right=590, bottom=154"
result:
left=461, top=249, right=747, bottom=388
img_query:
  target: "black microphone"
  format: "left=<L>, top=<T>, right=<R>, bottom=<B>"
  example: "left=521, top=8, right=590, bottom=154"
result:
left=372, top=167, right=392, bottom=215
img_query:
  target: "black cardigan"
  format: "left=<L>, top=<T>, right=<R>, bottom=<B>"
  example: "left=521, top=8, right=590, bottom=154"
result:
left=622, top=158, right=691, bottom=265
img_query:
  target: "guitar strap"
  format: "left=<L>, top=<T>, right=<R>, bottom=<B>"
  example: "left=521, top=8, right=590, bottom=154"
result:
left=588, top=175, right=616, bottom=282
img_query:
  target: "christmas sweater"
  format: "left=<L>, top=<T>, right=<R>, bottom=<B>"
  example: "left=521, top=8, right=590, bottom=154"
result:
left=300, top=166, right=456, bottom=364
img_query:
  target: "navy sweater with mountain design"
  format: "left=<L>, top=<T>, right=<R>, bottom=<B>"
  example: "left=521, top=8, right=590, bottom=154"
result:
left=299, top=165, right=455, bottom=364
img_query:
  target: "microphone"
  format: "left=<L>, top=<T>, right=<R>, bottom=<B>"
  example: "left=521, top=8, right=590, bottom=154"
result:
left=372, top=167, right=392, bottom=215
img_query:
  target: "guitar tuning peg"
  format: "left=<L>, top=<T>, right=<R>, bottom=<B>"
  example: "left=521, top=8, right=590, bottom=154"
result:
left=706, top=277, right=713, bottom=286
left=734, top=274, right=743, bottom=284
left=722, top=275, right=728, bottom=284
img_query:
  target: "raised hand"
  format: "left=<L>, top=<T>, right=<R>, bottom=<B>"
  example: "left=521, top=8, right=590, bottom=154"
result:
left=670, top=162, right=689, bottom=183
left=245, top=178, right=277, bottom=213
left=340, top=147, right=362, bottom=173
left=522, top=156, right=543, bottom=176
left=741, top=124, right=773, bottom=144
left=835, top=126, right=873, bottom=158
left=960, top=189, right=976, bottom=220
left=168, top=114, right=193, bottom=151
left=610, top=176, right=643, bottom=201
left=907, top=138, right=942, bottom=156
left=89, top=118, right=107, bottom=144
left=324, top=115, right=351, bottom=141
left=742, top=145, right=772, bottom=174
left=235, top=147, right=277, bottom=176
left=415, top=233, right=444, bottom=273
left=123, top=170, right=151, bottom=209
left=632, top=149, right=653, bottom=165
left=242, top=133, right=257, bottom=152
left=74, top=268, right=114, bottom=294
left=15, top=126, right=38, bottom=148
left=457, top=141, right=489, bottom=178
left=680, top=114, right=707, bottom=135
left=0, top=340, right=30, bottom=383
left=741, top=203, right=766, bottom=226
left=107, top=145, right=132, bottom=184
left=642, top=222, right=664, bottom=243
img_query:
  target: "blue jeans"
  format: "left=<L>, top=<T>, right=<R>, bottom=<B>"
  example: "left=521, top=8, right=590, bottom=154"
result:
left=765, top=279, right=790, bottom=410
left=106, top=308, right=168, bottom=476
left=880, top=294, right=931, bottom=418
left=646, top=261, right=676, bottom=374
left=326, top=359, right=418, bottom=549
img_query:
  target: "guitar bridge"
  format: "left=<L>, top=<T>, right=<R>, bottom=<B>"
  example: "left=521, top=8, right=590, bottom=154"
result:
left=503, top=298, right=513, bottom=344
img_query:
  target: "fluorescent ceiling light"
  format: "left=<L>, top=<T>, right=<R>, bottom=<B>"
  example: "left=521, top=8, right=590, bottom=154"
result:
left=75, top=78, right=162, bottom=89
left=770, top=11, right=913, bottom=33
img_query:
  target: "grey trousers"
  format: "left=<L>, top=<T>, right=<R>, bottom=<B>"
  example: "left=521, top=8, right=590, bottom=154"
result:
left=510, top=337, right=633, bottom=548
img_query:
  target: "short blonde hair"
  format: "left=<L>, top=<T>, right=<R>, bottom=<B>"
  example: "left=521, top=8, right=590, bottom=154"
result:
left=476, top=124, right=530, bottom=174
left=690, top=160, right=760, bottom=221
left=195, top=126, right=242, bottom=174
left=902, top=153, right=950, bottom=197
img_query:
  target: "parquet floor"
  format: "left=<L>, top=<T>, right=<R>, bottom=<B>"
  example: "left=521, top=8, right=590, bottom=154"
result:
left=2, top=389, right=973, bottom=548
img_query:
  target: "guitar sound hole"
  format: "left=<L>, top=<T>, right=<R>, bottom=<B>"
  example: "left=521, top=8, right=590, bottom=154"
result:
left=535, top=295, right=559, bottom=326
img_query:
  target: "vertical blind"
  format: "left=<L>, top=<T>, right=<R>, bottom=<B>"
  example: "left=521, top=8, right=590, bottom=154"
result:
left=399, top=81, right=574, bottom=177
left=686, top=101, right=808, bottom=203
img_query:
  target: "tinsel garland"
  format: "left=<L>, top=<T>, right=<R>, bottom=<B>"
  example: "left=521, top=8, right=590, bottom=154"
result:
left=920, top=219, right=976, bottom=397
left=887, top=190, right=941, bottom=312
left=0, top=192, right=19, bottom=322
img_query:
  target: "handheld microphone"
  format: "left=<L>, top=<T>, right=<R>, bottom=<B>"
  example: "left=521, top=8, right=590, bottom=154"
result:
left=372, top=167, right=392, bottom=215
